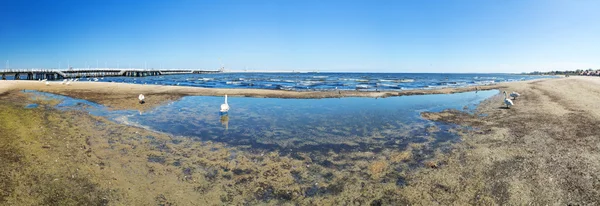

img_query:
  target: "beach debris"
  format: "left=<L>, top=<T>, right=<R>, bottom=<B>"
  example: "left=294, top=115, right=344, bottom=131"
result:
left=425, top=161, right=438, bottom=169
left=139, top=94, right=145, bottom=104
left=503, top=91, right=514, bottom=108
left=510, top=91, right=520, bottom=100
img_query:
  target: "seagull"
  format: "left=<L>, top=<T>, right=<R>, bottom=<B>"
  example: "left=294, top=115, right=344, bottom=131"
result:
left=510, top=91, right=520, bottom=100
left=138, top=94, right=145, bottom=104
left=220, top=95, right=230, bottom=113
left=503, top=91, right=514, bottom=109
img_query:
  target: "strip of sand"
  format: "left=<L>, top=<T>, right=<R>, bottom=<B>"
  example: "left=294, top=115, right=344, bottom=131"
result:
left=0, top=80, right=520, bottom=110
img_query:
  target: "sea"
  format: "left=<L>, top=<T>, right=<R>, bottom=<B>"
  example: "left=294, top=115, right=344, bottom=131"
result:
left=92, top=72, right=550, bottom=91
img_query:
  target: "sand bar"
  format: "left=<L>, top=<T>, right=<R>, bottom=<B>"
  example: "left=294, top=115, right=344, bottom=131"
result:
left=0, top=80, right=520, bottom=110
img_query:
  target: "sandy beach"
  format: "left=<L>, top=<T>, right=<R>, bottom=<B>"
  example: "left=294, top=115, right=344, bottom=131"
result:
left=1, top=76, right=600, bottom=205
left=415, top=76, right=600, bottom=204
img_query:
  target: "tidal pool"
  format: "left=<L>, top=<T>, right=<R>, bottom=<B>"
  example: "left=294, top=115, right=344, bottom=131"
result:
left=24, top=90, right=497, bottom=155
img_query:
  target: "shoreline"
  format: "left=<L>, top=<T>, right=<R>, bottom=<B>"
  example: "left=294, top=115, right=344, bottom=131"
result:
left=0, top=79, right=540, bottom=110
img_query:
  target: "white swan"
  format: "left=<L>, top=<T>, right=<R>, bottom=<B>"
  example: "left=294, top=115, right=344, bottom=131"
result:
left=220, top=95, right=230, bottom=113
left=510, top=91, right=520, bottom=100
left=138, top=94, right=145, bottom=104
left=503, top=91, right=514, bottom=108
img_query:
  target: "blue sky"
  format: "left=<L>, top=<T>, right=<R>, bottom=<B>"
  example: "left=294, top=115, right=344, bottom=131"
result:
left=1, top=0, right=599, bottom=73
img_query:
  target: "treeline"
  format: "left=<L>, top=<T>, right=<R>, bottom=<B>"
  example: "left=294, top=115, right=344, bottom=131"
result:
left=524, top=69, right=600, bottom=76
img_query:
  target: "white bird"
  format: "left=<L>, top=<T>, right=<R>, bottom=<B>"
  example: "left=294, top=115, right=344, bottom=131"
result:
left=45, top=82, right=50, bottom=86
left=510, top=91, right=520, bottom=100
left=138, top=94, right=145, bottom=104
left=61, top=79, right=67, bottom=84
left=503, top=91, right=514, bottom=108
left=66, top=81, right=71, bottom=86
left=220, top=95, right=230, bottom=113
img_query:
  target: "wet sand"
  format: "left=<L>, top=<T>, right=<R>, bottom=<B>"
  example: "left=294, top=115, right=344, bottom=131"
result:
left=0, top=80, right=510, bottom=110
left=3, top=76, right=600, bottom=204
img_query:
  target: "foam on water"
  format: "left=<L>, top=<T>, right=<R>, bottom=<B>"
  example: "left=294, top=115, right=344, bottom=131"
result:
left=83, top=73, right=553, bottom=91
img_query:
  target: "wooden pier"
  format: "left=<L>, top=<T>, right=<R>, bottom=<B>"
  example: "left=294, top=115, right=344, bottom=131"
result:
left=0, top=68, right=221, bottom=80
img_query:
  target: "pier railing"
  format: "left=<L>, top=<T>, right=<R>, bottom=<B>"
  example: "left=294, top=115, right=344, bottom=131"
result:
left=0, top=68, right=221, bottom=80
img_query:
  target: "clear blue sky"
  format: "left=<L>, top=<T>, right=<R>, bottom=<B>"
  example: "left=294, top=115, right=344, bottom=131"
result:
left=1, top=0, right=599, bottom=73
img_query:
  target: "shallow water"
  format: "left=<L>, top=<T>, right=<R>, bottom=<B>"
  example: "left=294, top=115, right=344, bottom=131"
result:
left=24, top=90, right=498, bottom=155
left=78, top=72, right=551, bottom=91
left=24, top=90, right=137, bottom=118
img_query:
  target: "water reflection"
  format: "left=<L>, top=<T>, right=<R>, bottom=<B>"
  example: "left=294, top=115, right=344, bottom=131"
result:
left=220, top=113, right=229, bottom=130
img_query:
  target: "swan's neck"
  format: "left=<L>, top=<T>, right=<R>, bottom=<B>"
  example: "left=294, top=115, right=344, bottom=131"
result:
left=225, top=95, right=228, bottom=104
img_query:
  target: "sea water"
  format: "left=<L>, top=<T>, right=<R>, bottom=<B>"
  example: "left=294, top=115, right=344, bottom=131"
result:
left=94, top=72, right=550, bottom=91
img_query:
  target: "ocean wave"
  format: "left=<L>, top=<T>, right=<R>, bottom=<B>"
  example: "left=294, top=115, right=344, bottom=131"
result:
left=376, top=83, right=398, bottom=88
left=312, top=76, right=328, bottom=79
left=395, top=79, right=414, bottom=83
left=474, top=80, right=495, bottom=85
